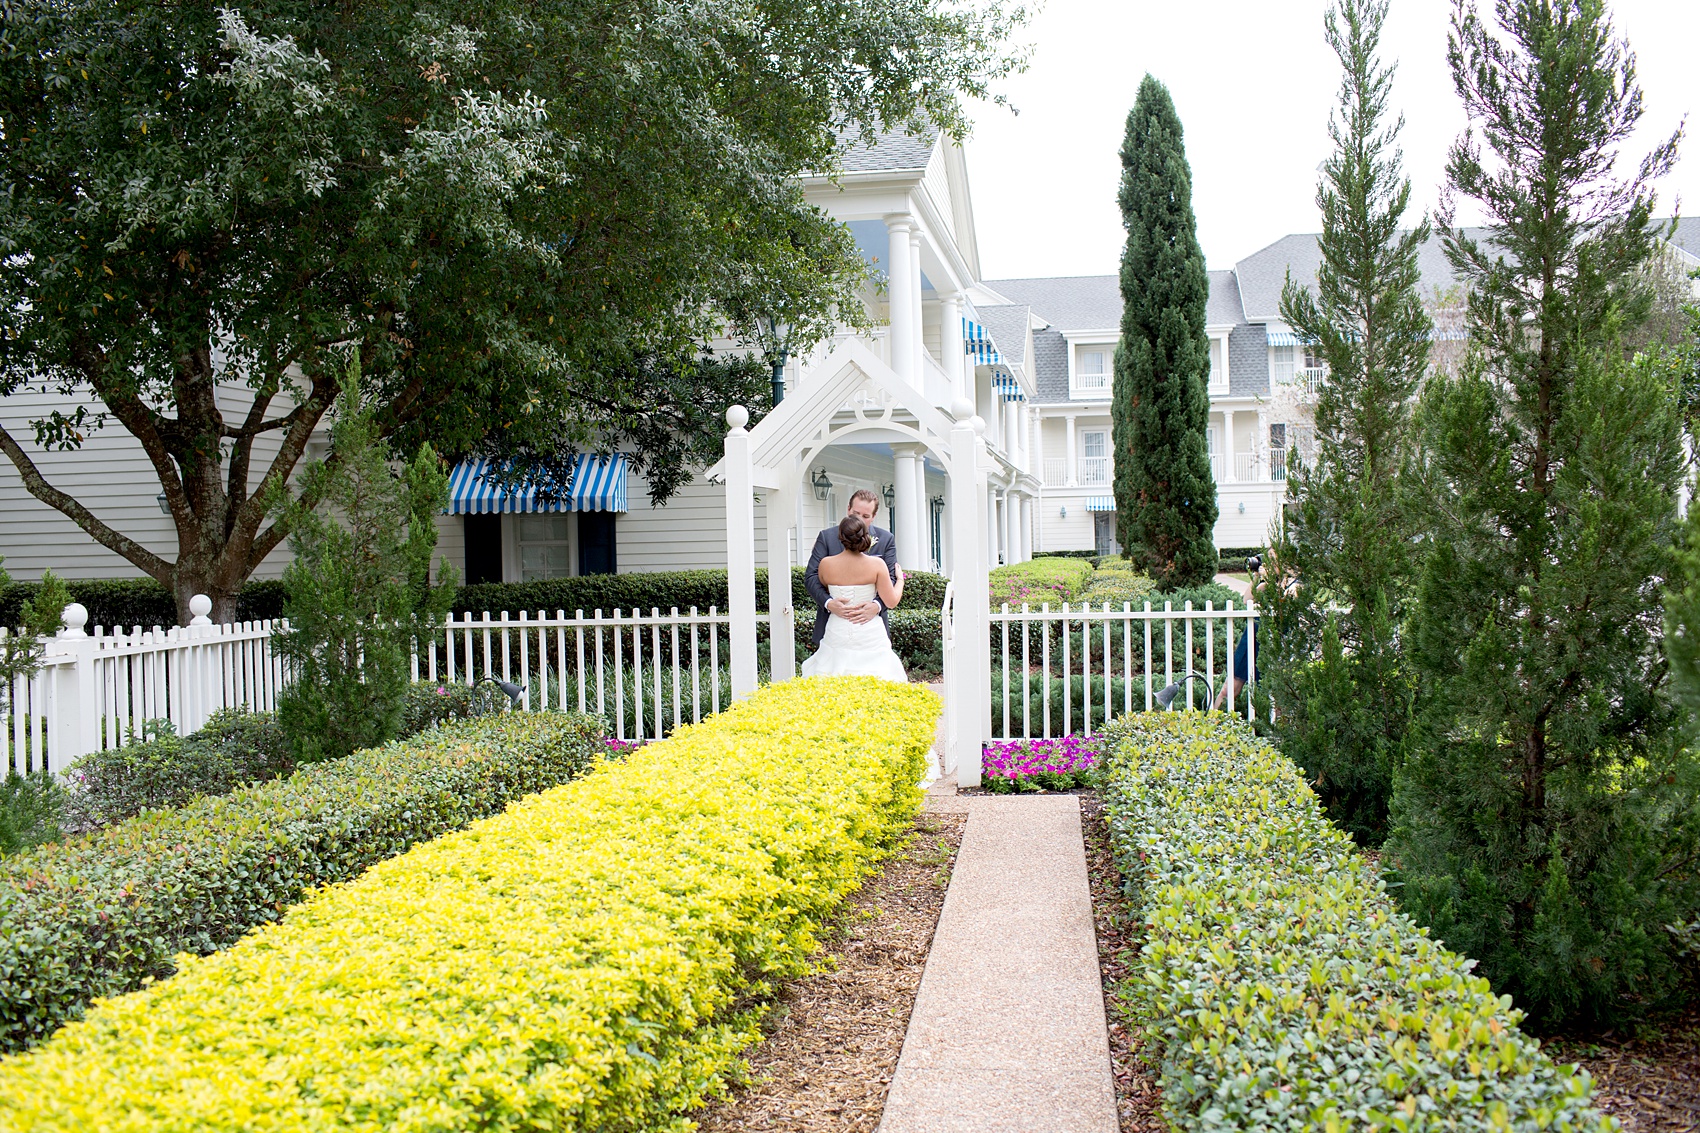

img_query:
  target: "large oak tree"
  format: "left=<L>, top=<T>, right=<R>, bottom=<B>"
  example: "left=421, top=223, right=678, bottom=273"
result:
left=0, top=0, right=1024, bottom=620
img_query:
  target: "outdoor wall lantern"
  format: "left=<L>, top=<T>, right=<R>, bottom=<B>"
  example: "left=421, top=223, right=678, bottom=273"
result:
left=881, top=483, right=896, bottom=513
left=811, top=468, right=834, bottom=501
left=1238, top=501, right=1246, bottom=514
left=1059, top=505, right=1068, bottom=519
left=156, top=493, right=170, bottom=515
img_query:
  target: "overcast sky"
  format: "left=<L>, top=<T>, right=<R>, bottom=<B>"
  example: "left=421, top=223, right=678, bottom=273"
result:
left=964, top=0, right=1698, bottom=280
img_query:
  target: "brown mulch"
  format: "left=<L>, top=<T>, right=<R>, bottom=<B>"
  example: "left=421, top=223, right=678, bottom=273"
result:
left=1544, top=1009, right=1700, bottom=1132
left=1079, top=791, right=1165, bottom=1133
left=692, top=810, right=966, bottom=1133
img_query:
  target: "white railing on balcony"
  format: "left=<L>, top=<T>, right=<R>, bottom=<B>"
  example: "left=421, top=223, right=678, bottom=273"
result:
left=1078, top=456, right=1110, bottom=486
left=1043, top=458, right=1068, bottom=487
left=1209, top=455, right=1225, bottom=482
left=1298, top=366, right=1326, bottom=398
left=1233, top=453, right=1260, bottom=482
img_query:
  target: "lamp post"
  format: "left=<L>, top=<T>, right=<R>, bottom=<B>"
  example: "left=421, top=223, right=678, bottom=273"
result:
left=759, top=314, right=790, bottom=407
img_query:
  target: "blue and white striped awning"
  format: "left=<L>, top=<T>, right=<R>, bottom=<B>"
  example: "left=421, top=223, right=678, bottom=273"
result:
left=963, top=317, right=1002, bottom=365
left=448, top=454, right=628, bottom=515
left=1085, top=496, right=1116, bottom=512
left=1266, top=330, right=1309, bottom=347
left=994, top=372, right=1026, bottom=403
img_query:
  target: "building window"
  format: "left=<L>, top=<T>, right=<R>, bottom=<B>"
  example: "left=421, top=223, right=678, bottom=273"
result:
left=1209, top=337, right=1227, bottom=389
left=518, top=515, right=574, bottom=581
left=578, top=512, right=618, bottom=576
left=1080, top=429, right=1109, bottom=486
left=1269, top=422, right=1289, bottom=482
left=1076, top=348, right=1109, bottom=392
left=1271, top=344, right=1295, bottom=384
left=1206, top=425, right=1221, bottom=482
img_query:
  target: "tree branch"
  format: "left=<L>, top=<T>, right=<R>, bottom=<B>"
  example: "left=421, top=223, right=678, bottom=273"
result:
left=0, top=422, right=174, bottom=581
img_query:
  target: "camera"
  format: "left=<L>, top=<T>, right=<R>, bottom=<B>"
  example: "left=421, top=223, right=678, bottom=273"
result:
left=1246, top=554, right=1263, bottom=574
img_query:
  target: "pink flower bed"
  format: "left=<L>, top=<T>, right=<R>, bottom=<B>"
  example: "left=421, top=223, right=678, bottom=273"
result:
left=981, top=734, right=1101, bottom=793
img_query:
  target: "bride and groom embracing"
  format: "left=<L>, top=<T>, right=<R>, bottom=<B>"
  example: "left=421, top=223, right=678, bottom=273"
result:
left=799, top=488, right=910, bottom=683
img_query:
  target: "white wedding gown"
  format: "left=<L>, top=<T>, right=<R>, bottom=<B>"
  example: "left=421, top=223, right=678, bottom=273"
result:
left=801, top=584, right=909, bottom=682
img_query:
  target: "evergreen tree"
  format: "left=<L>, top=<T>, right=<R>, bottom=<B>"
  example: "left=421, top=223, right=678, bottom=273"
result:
left=1264, top=0, right=1431, bottom=843
left=1391, top=0, right=1695, bottom=1026
left=274, top=361, right=457, bottom=763
left=1112, top=76, right=1218, bottom=588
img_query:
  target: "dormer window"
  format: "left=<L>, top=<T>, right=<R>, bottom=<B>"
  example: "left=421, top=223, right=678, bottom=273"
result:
left=1075, top=348, right=1110, bottom=394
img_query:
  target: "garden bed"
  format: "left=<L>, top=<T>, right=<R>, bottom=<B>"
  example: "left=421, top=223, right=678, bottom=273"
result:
left=693, top=809, right=965, bottom=1132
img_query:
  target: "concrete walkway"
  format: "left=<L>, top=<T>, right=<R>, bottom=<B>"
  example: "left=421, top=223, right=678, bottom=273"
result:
left=878, top=795, right=1117, bottom=1132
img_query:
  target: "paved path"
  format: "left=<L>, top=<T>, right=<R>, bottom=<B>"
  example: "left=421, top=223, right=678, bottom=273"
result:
left=878, top=795, right=1117, bottom=1133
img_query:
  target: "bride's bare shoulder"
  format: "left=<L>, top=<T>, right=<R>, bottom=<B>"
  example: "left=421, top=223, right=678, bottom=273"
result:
left=818, top=551, right=879, bottom=585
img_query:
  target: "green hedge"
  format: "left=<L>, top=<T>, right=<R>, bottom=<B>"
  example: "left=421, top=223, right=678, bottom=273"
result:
left=1100, top=713, right=1607, bottom=1131
left=61, top=710, right=294, bottom=833
left=0, top=579, right=288, bottom=630
left=0, top=711, right=607, bottom=1054
left=988, top=557, right=1096, bottom=608
left=0, top=679, right=939, bottom=1131
left=456, top=566, right=947, bottom=618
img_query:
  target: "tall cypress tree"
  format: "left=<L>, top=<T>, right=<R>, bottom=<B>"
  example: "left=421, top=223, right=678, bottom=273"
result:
left=1264, top=0, right=1431, bottom=843
left=1112, top=76, right=1217, bottom=588
left=1391, top=0, right=1696, bottom=1026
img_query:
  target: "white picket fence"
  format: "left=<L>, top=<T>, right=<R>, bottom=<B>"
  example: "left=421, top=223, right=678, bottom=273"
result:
left=4, top=593, right=1258, bottom=775
left=989, top=599, right=1259, bottom=740
left=3, top=601, right=769, bottom=773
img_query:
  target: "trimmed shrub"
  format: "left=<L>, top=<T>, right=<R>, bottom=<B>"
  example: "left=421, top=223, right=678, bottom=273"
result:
left=1100, top=712, right=1608, bottom=1132
left=458, top=566, right=947, bottom=621
left=0, top=711, right=606, bottom=1054
left=399, top=679, right=509, bottom=734
left=1081, top=573, right=1156, bottom=607
left=989, top=557, right=1095, bottom=608
left=0, top=679, right=939, bottom=1131
left=0, top=578, right=287, bottom=631
left=61, top=710, right=294, bottom=833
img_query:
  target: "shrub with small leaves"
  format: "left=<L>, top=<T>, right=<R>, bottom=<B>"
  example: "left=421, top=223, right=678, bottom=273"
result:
left=1099, top=712, right=1610, bottom=1132
left=0, top=711, right=607, bottom=1053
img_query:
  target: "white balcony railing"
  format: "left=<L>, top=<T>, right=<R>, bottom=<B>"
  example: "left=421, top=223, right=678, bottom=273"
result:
left=1233, top=453, right=1259, bottom=482
left=1043, top=458, right=1068, bottom=487
left=1298, top=366, right=1326, bottom=398
left=1079, top=456, right=1110, bottom=486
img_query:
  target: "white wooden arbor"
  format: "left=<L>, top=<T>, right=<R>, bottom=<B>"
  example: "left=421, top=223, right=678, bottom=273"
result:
left=717, top=337, right=993, bottom=785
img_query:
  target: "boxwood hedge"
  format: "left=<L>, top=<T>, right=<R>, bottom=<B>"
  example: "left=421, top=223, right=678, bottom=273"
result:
left=1100, top=713, right=1608, bottom=1132
left=0, top=678, right=939, bottom=1132
left=0, top=711, right=606, bottom=1054
left=458, top=566, right=948, bottom=620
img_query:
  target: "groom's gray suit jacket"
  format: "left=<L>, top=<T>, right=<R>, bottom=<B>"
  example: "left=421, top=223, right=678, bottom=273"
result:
left=804, top=525, right=898, bottom=648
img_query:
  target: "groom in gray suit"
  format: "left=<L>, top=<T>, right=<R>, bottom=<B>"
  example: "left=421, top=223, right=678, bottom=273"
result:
left=804, top=487, right=900, bottom=648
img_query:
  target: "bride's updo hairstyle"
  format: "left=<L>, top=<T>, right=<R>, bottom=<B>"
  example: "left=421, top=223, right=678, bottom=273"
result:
left=838, top=514, right=872, bottom=553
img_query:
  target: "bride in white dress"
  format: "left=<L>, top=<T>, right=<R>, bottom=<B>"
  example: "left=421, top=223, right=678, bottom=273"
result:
left=800, top=514, right=909, bottom=682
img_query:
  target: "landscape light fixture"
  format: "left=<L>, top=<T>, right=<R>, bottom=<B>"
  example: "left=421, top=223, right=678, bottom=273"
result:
left=1154, top=671, right=1216, bottom=711
left=881, top=483, right=896, bottom=512
left=811, top=468, right=833, bottom=501
left=478, top=676, right=525, bottom=707
left=156, top=493, right=170, bottom=515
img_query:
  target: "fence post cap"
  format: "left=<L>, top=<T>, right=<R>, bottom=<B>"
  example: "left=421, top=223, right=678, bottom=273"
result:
left=188, top=594, right=213, bottom=626
left=60, top=602, right=89, bottom=636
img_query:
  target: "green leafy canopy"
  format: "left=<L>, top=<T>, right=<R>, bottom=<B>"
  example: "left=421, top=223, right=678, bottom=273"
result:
left=0, top=0, right=1028, bottom=620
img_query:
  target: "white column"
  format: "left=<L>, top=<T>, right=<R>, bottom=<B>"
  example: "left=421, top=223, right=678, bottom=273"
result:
left=723, top=406, right=759, bottom=700
left=765, top=486, right=795, bottom=683
left=946, top=407, right=989, bottom=786
left=1065, top=415, right=1078, bottom=487
left=1020, top=495, right=1034, bottom=562
left=909, top=228, right=925, bottom=380
left=893, top=445, right=925, bottom=572
left=1255, top=408, right=1270, bottom=481
left=1004, top=395, right=1019, bottom=457
left=885, top=215, right=917, bottom=385
left=987, top=489, right=1001, bottom=566
left=941, top=292, right=966, bottom=400
left=912, top=452, right=931, bottom=571
left=1223, top=409, right=1238, bottom=482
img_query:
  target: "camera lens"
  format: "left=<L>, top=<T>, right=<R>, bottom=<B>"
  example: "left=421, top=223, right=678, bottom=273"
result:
left=1246, top=555, right=1262, bottom=573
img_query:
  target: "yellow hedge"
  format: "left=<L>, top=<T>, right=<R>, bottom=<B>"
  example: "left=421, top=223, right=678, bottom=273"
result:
left=0, top=677, right=939, bottom=1133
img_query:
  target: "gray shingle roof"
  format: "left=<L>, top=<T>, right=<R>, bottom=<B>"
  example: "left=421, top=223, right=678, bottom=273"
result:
left=837, top=126, right=939, bottom=173
left=1228, top=323, right=1269, bottom=397
left=1032, top=328, right=1070, bottom=403
left=1665, top=216, right=1700, bottom=259
left=974, top=304, right=1029, bottom=368
left=981, top=276, right=1122, bottom=332
left=1207, top=270, right=1245, bottom=327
